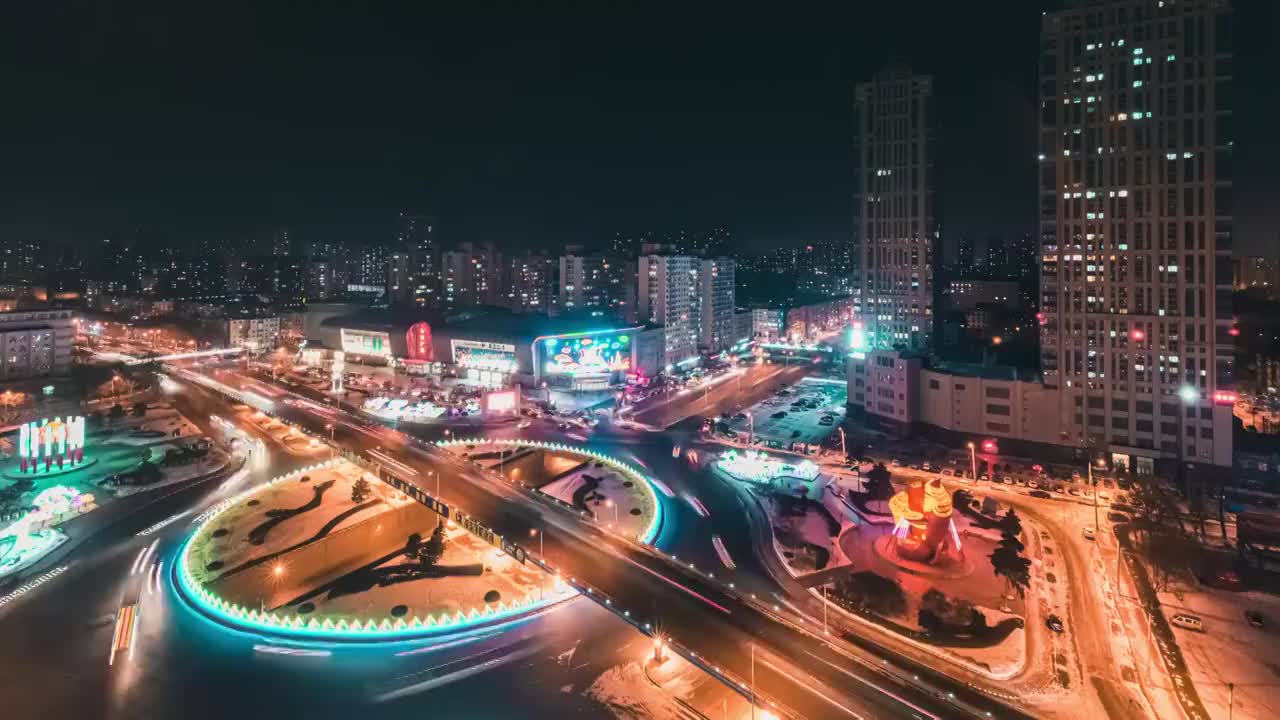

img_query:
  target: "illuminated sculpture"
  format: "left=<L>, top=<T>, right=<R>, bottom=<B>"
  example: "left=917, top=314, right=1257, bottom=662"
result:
left=0, top=485, right=88, bottom=574
left=18, top=416, right=86, bottom=473
left=887, top=477, right=963, bottom=564
left=716, top=449, right=819, bottom=485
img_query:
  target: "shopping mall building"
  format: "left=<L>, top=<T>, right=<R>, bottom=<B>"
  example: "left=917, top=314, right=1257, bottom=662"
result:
left=301, top=305, right=665, bottom=391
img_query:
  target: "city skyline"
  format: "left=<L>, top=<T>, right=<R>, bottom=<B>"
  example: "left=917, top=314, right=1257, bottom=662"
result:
left=1, top=2, right=1274, bottom=256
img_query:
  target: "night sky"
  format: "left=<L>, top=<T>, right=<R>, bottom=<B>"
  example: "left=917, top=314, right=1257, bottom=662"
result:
left=1, top=1, right=1275, bottom=255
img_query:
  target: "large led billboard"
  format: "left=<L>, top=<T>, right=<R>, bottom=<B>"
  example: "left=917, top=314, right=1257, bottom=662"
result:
left=452, top=339, right=517, bottom=373
left=541, top=330, right=632, bottom=376
left=340, top=328, right=392, bottom=357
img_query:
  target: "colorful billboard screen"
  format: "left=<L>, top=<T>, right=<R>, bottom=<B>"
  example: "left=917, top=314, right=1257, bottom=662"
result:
left=340, top=329, right=391, bottom=357
left=452, top=339, right=516, bottom=373
left=542, top=331, right=632, bottom=376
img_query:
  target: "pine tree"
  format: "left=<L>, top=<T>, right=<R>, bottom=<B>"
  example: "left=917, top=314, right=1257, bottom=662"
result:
left=351, top=477, right=372, bottom=503
left=417, top=522, right=446, bottom=567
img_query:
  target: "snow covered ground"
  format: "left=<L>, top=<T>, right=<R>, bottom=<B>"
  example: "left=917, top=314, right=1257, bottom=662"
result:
left=1159, top=586, right=1280, bottom=720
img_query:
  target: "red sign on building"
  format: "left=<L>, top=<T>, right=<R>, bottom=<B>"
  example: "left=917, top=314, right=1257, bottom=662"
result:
left=406, top=322, right=434, bottom=361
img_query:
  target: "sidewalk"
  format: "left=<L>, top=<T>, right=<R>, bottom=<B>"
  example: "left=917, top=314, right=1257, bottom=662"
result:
left=644, top=652, right=754, bottom=720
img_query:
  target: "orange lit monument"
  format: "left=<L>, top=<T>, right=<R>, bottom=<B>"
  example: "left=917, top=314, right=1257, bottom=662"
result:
left=887, top=477, right=963, bottom=565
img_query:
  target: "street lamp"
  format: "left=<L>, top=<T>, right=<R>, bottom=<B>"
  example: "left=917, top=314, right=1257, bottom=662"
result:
left=530, top=527, right=544, bottom=600
left=837, top=426, right=847, bottom=459
left=966, top=441, right=977, bottom=481
left=746, top=412, right=754, bottom=446
left=605, top=499, right=618, bottom=525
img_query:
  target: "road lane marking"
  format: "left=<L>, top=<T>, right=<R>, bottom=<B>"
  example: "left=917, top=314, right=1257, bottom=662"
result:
left=138, top=507, right=194, bottom=535
left=0, top=565, right=68, bottom=609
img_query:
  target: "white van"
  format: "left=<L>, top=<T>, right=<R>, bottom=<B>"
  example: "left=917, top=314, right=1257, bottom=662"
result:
left=1170, top=614, right=1204, bottom=632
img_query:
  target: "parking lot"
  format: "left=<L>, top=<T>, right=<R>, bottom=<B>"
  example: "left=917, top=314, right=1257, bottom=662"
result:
left=723, top=377, right=847, bottom=448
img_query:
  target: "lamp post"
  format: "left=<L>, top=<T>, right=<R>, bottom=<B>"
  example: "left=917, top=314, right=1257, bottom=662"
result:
left=530, top=527, right=544, bottom=600
left=838, top=426, right=847, bottom=459
left=747, top=412, right=754, bottom=446
left=605, top=499, right=618, bottom=525
left=966, top=441, right=977, bottom=481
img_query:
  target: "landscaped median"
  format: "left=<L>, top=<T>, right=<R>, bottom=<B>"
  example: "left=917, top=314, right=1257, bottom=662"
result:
left=173, top=458, right=576, bottom=642
left=438, top=438, right=665, bottom=546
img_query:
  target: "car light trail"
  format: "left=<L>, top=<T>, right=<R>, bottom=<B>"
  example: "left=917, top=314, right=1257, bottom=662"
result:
left=394, top=631, right=499, bottom=656
left=803, top=650, right=940, bottom=720
left=757, top=655, right=865, bottom=719
left=133, top=539, right=159, bottom=575
left=683, top=493, right=710, bottom=517
left=712, top=535, right=736, bottom=569
left=367, top=449, right=419, bottom=477
left=614, top=553, right=731, bottom=614
left=109, top=603, right=139, bottom=666
left=253, top=644, right=332, bottom=658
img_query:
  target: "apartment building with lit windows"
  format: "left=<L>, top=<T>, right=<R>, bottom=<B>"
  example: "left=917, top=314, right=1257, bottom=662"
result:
left=1037, top=0, right=1234, bottom=474
left=852, top=63, right=937, bottom=351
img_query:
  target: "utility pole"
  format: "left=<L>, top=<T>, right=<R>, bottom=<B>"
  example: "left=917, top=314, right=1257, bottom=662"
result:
left=822, top=583, right=828, bottom=634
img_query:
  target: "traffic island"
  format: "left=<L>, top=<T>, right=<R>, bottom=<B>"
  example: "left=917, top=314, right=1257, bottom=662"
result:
left=441, top=438, right=664, bottom=545
left=714, top=447, right=1034, bottom=680
left=174, top=458, right=575, bottom=641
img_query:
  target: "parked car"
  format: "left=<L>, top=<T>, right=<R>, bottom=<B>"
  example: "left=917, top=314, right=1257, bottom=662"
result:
left=771, top=411, right=787, bottom=419
left=1170, top=614, right=1204, bottom=632
left=1028, top=480, right=1039, bottom=489
left=1030, top=490, right=1052, bottom=499
left=1081, top=526, right=1096, bottom=540
left=1002, top=476, right=1015, bottom=485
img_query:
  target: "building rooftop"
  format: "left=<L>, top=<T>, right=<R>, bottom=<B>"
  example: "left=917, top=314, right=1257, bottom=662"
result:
left=319, top=306, right=648, bottom=342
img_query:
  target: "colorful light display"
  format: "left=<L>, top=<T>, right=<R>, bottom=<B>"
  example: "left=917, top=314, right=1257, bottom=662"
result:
left=715, top=449, right=820, bottom=485
left=174, top=459, right=576, bottom=641
left=542, top=331, right=632, bottom=376
left=887, top=477, right=963, bottom=564
left=0, top=485, right=88, bottom=575
left=18, top=416, right=86, bottom=473
left=437, top=437, right=664, bottom=546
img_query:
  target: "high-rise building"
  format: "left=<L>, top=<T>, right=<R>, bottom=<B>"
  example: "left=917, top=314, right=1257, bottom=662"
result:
left=1038, top=0, right=1234, bottom=473
left=637, top=254, right=700, bottom=368
left=354, top=244, right=388, bottom=288
left=385, top=252, right=413, bottom=306
left=956, top=236, right=976, bottom=273
left=271, top=229, right=293, bottom=257
left=559, top=254, right=629, bottom=318
left=503, top=252, right=555, bottom=314
left=852, top=64, right=937, bottom=350
left=698, top=257, right=736, bottom=353
left=398, top=213, right=439, bottom=306
left=441, top=242, right=500, bottom=310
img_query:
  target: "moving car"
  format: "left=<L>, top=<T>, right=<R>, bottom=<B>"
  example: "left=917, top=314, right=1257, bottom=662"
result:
left=1045, top=614, right=1065, bottom=633
left=1081, top=526, right=1096, bottom=540
left=771, top=411, right=787, bottom=419
left=1245, top=610, right=1266, bottom=628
